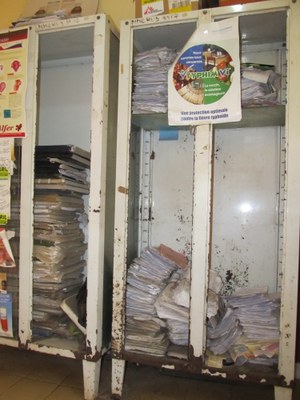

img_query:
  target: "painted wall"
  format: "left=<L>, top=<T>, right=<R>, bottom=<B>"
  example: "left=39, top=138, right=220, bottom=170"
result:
left=0, top=0, right=135, bottom=30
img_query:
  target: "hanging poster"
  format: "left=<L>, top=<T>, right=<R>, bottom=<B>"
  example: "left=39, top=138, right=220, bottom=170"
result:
left=0, top=138, right=14, bottom=223
left=0, top=292, right=13, bottom=337
left=168, top=17, right=241, bottom=126
left=0, top=28, right=28, bottom=138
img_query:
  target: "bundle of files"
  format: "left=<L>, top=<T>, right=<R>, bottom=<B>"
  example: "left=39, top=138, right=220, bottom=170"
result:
left=32, top=145, right=90, bottom=338
left=206, top=281, right=280, bottom=367
left=132, top=47, right=177, bottom=114
left=125, top=246, right=182, bottom=356
left=226, top=287, right=280, bottom=366
left=206, top=270, right=242, bottom=356
left=241, top=64, right=281, bottom=107
left=155, top=269, right=190, bottom=346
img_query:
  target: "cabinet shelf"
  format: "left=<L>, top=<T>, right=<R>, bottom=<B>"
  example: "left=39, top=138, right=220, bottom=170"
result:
left=132, top=105, right=285, bottom=131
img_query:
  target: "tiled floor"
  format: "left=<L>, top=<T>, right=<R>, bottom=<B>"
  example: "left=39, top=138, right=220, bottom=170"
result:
left=0, top=345, right=299, bottom=400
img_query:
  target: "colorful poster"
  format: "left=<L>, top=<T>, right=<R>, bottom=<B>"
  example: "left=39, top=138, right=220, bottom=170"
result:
left=0, top=138, right=14, bottom=223
left=0, top=29, right=28, bottom=138
left=0, top=293, right=13, bottom=337
left=168, top=17, right=241, bottom=125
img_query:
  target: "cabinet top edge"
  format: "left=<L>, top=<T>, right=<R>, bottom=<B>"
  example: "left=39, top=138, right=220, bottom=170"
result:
left=122, top=0, right=291, bottom=29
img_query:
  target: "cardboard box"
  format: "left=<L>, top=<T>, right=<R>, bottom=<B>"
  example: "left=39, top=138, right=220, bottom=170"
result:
left=135, top=0, right=200, bottom=18
left=21, top=0, right=98, bottom=18
left=168, top=1, right=200, bottom=14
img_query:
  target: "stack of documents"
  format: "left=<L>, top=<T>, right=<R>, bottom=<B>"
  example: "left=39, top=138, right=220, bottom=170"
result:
left=206, top=270, right=242, bottom=355
left=227, top=288, right=280, bottom=342
left=34, top=145, right=90, bottom=194
left=241, top=64, right=281, bottom=106
left=207, top=307, right=243, bottom=355
left=132, top=47, right=177, bottom=114
left=32, top=145, right=89, bottom=338
left=226, top=287, right=280, bottom=366
left=155, top=270, right=190, bottom=346
left=125, top=247, right=179, bottom=356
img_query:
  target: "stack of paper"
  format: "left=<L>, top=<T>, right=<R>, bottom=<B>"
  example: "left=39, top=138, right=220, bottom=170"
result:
left=32, top=145, right=89, bottom=338
left=125, top=247, right=179, bottom=356
left=132, top=47, right=177, bottom=114
left=34, top=145, right=90, bottom=194
left=155, top=270, right=190, bottom=346
left=225, top=288, right=280, bottom=366
left=241, top=64, right=281, bottom=107
left=227, top=288, right=280, bottom=341
left=206, top=270, right=242, bottom=356
left=207, top=307, right=243, bottom=355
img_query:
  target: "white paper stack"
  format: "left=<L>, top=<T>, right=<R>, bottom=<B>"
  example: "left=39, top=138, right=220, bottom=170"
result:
left=155, top=270, right=190, bottom=346
left=222, top=287, right=280, bottom=366
left=227, top=288, right=280, bottom=341
left=206, top=270, right=242, bottom=355
left=125, top=247, right=179, bottom=356
left=241, top=65, right=281, bottom=106
left=132, top=47, right=177, bottom=114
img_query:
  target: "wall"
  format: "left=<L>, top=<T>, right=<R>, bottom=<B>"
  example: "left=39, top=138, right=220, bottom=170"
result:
left=0, top=0, right=135, bottom=31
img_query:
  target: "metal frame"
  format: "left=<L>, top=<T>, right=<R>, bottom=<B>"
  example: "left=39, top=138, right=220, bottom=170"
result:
left=111, top=1, right=299, bottom=399
left=0, top=14, right=119, bottom=400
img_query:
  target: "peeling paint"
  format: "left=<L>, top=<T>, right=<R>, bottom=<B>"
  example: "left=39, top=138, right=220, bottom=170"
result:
left=202, top=368, right=227, bottom=378
left=161, top=364, right=175, bottom=370
left=118, top=186, right=129, bottom=194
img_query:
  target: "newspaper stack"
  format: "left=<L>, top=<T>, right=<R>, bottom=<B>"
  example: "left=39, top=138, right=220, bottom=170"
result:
left=32, top=145, right=90, bottom=338
left=226, top=287, right=280, bottom=366
left=155, top=269, right=190, bottom=346
left=125, top=246, right=184, bottom=356
left=132, top=47, right=177, bottom=114
left=206, top=270, right=242, bottom=355
left=241, top=64, right=281, bottom=106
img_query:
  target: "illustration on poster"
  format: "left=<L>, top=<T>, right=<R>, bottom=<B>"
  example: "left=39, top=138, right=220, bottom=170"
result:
left=173, top=44, right=234, bottom=105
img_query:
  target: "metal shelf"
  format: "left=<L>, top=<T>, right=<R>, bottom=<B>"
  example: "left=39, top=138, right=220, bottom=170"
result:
left=132, top=105, right=285, bottom=131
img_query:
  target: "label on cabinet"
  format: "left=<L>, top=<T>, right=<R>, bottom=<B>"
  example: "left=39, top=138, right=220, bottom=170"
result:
left=168, top=17, right=241, bottom=125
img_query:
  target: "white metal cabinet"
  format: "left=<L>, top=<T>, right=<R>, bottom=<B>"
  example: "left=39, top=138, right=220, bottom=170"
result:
left=111, top=1, right=300, bottom=399
left=0, top=14, right=119, bottom=400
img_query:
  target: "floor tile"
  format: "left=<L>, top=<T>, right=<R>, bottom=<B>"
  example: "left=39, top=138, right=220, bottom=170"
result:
left=0, top=371, right=22, bottom=394
left=0, top=378, right=57, bottom=400
left=0, top=347, right=40, bottom=377
left=43, top=385, right=84, bottom=400
left=29, top=356, right=75, bottom=384
left=0, top=345, right=299, bottom=400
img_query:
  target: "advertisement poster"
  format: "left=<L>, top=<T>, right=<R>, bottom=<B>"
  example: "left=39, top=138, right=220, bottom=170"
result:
left=0, top=29, right=28, bottom=138
left=0, top=292, right=13, bottom=337
left=168, top=17, right=241, bottom=125
left=0, top=138, right=14, bottom=223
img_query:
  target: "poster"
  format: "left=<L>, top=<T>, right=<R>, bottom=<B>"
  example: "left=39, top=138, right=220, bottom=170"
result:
left=168, top=17, right=241, bottom=126
left=0, top=293, right=13, bottom=337
left=0, top=29, right=28, bottom=138
left=0, top=138, right=14, bottom=223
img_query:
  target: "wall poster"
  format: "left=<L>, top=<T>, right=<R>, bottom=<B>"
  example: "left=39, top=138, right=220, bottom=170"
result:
left=168, top=17, right=241, bottom=126
left=0, top=28, right=28, bottom=138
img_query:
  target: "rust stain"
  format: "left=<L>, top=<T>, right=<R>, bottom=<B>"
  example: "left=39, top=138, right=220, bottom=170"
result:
left=118, top=186, right=129, bottom=194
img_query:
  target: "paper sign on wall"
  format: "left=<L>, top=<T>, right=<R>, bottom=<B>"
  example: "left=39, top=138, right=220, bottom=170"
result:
left=168, top=17, right=241, bottom=126
left=0, top=29, right=28, bottom=138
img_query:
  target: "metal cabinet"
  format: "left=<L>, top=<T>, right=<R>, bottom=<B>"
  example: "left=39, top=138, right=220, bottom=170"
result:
left=0, top=14, right=119, bottom=400
left=111, top=1, right=300, bottom=399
